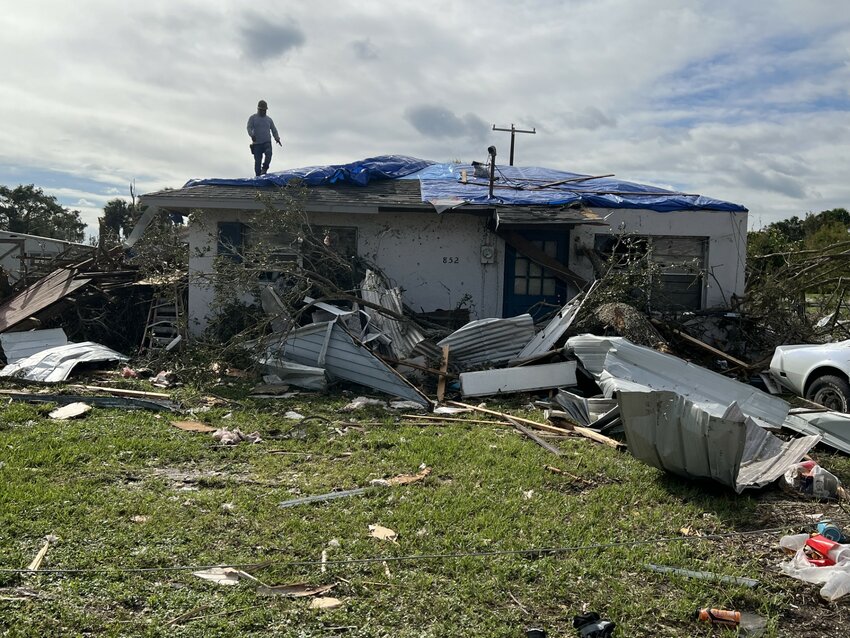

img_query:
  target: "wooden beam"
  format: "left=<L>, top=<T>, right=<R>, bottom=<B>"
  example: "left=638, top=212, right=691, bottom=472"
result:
left=652, top=320, right=751, bottom=369
left=447, top=400, right=573, bottom=435
left=500, top=231, right=588, bottom=289
left=437, top=345, right=450, bottom=402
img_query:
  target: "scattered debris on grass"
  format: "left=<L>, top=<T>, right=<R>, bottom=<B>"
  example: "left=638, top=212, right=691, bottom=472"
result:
left=309, top=596, right=343, bottom=611
left=256, top=583, right=336, bottom=598
left=170, top=420, right=217, bottom=433
left=48, top=402, right=91, bottom=420
left=212, top=428, right=262, bottom=445
left=25, top=534, right=58, bottom=572
left=368, top=524, right=397, bottom=542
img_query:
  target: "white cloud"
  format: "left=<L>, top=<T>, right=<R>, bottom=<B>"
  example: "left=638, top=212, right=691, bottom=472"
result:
left=0, top=0, right=848, bottom=232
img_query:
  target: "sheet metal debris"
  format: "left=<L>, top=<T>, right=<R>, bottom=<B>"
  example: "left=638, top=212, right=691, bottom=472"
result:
left=568, top=335, right=789, bottom=430
left=271, top=320, right=431, bottom=408
left=459, top=361, right=577, bottom=397
left=0, top=390, right=175, bottom=411
left=438, top=315, right=535, bottom=368
left=279, top=487, right=374, bottom=508
left=258, top=356, right=327, bottom=391
left=513, top=284, right=595, bottom=361
left=783, top=411, right=850, bottom=455
left=0, top=341, right=128, bottom=383
left=617, top=390, right=819, bottom=492
left=0, top=329, right=68, bottom=364
left=360, top=270, right=429, bottom=360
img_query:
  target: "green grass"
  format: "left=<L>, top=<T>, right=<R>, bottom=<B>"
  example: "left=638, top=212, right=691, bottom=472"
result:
left=1, top=392, right=849, bottom=637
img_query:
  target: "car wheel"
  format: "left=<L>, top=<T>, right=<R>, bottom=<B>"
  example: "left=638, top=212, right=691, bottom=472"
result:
left=806, top=375, right=850, bottom=412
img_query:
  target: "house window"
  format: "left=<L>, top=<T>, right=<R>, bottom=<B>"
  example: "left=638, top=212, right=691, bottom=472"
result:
left=513, top=239, right=559, bottom=297
left=217, top=222, right=245, bottom=262
left=313, top=226, right=358, bottom=259
left=593, top=234, right=708, bottom=310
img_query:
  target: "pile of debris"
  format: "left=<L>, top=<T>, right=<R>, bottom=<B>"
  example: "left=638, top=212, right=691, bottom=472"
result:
left=250, top=269, right=593, bottom=409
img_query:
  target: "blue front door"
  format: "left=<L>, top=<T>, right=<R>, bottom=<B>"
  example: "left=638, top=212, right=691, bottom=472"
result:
left=502, top=229, right=570, bottom=320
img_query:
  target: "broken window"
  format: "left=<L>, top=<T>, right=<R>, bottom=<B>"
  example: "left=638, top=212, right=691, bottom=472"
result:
left=593, top=234, right=708, bottom=310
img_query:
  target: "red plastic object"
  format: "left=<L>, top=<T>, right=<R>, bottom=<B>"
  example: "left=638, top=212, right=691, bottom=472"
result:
left=805, top=534, right=839, bottom=567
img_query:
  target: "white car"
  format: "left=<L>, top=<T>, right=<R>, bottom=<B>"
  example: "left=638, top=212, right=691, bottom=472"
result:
left=770, top=340, right=850, bottom=411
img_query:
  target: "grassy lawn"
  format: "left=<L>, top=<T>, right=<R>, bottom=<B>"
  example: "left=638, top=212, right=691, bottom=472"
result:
left=1, top=388, right=849, bottom=637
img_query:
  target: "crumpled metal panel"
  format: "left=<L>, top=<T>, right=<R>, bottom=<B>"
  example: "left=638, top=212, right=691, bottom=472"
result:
left=438, top=315, right=535, bottom=368
left=514, top=283, right=596, bottom=361
left=360, top=270, right=428, bottom=360
left=783, top=411, right=850, bottom=455
left=0, top=342, right=128, bottom=383
left=568, top=335, right=789, bottom=430
left=618, top=390, right=820, bottom=492
left=0, top=328, right=68, bottom=364
left=269, top=320, right=431, bottom=408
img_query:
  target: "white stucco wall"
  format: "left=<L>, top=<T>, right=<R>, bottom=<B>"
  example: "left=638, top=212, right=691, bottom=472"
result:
left=186, top=209, right=503, bottom=335
left=570, top=209, right=748, bottom=308
left=186, top=206, right=747, bottom=335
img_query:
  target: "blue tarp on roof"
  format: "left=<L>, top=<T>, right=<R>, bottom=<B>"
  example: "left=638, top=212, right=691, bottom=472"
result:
left=185, top=155, right=747, bottom=213
left=185, top=155, right=433, bottom=188
left=412, top=162, right=748, bottom=212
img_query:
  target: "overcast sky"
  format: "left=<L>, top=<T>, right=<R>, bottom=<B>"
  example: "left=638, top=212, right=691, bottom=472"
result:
left=1, top=0, right=849, bottom=235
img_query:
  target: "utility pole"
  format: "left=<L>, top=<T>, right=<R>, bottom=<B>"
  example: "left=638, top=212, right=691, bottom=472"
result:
left=491, top=123, right=536, bottom=166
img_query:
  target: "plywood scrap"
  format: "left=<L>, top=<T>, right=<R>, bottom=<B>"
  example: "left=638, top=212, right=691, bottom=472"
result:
left=171, top=420, right=217, bottom=433
left=387, top=467, right=431, bottom=486
left=49, top=402, right=91, bottom=420
left=310, top=597, right=343, bottom=610
left=368, top=524, right=398, bottom=542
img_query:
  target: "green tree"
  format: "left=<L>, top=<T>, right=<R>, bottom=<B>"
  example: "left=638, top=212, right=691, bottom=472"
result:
left=0, top=184, right=85, bottom=242
left=101, top=198, right=135, bottom=240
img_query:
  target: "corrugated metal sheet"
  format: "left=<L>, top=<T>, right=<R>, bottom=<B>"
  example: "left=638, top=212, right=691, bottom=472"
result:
left=618, top=390, right=819, bottom=492
left=270, top=320, right=431, bottom=407
left=459, top=361, right=577, bottom=397
left=568, top=335, right=789, bottom=430
left=783, top=411, right=850, bottom=454
left=0, top=328, right=68, bottom=364
left=360, top=270, right=428, bottom=360
left=438, top=315, right=535, bottom=368
left=514, top=283, right=596, bottom=361
left=0, top=342, right=128, bottom=382
left=0, top=268, right=91, bottom=333
left=257, top=356, right=328, bottom=391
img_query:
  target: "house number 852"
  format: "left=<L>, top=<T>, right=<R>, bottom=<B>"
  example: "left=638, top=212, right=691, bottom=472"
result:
left=442, top=257, right=459, bottom=264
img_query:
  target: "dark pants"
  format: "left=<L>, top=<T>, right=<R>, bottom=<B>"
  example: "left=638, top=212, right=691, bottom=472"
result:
left=252, top=142, right=273, bottom=176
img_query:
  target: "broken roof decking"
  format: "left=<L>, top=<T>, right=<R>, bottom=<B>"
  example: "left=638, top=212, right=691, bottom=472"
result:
left=0, top=267, right=91, bottom=333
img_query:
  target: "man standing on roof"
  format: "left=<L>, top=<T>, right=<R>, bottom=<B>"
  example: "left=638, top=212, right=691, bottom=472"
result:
left=247, top=100, right=282, bottom=176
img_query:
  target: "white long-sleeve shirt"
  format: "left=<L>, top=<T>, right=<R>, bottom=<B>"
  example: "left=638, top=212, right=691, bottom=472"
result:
left=247, top=113, right=280, bottom=144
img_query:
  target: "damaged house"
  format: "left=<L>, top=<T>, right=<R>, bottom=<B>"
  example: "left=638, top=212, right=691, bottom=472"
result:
left=137, top=155, right=747, bottom=335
